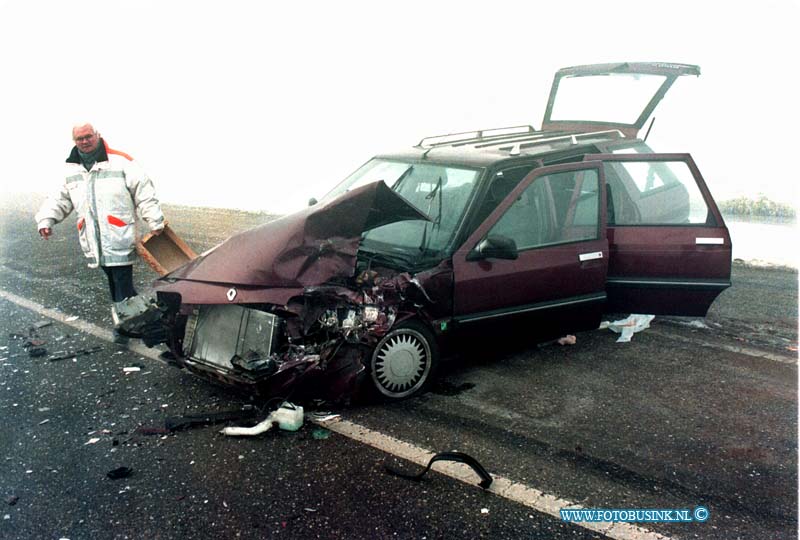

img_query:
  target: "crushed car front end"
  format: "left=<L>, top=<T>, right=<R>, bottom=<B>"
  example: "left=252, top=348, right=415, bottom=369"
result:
left=149, top=179, right=463, bottom=402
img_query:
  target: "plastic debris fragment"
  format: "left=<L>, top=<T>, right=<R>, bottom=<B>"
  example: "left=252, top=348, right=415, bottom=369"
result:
left=221, top=402, right=304, bottom=436
left=312, top=427, right=331, bottom=440
left=599, top=314, right=655, bottom=343
left=557, top=335, right=577, bottom=345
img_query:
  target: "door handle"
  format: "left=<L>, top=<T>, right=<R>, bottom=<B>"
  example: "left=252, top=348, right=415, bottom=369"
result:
left=696, top=237, right=724, bottom=245
left=579, top=251, right=603, bottom=262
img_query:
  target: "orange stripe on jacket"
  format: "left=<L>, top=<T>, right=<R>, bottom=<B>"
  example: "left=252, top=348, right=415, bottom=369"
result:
left=103, top=140, right=134, bottom=161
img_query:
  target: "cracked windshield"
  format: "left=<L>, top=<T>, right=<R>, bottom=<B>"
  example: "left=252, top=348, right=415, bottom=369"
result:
left=333, top=159, right=480, bottom=261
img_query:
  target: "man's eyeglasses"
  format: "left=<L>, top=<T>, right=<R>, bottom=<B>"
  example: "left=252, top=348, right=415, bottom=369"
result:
left=74, top=134, right=96, bottom=143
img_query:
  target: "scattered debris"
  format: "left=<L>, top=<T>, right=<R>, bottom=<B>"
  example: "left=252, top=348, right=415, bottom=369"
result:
left=312, top=427, right=331, bottom=440
left=28, top=347, right=47, bottom=358
left=164, top=406, right=258, bottom=432
left=221, top=402, right=304, bottom=437
left=4, top=495, right=18, bottom=506
left=308, top=412, right=341, bottom=422
left=48, top=346, right=103, bottom=362
left=123, top=367, right=141, bottom=373
left=65, top=316, right=79, bottom=322
left=33, top=321, right=53, bottom=329
left=106, top=467, right=133, bottom=480
left=115, top=296, right=165, bottom=337
left=682, top=319, right=711, bottom=329
left=481, top=508, right=490, bottom=515
left=84, top=438, right=100, bottom=445
left=38, top=419, right=50, bottom=425
left=385, top=451, right=493, bottom=489
left=557, top=335, right=577, bottom=346
left=600, top=314, right=656, bottom=343
left=134, top=426, right=170, bottom=436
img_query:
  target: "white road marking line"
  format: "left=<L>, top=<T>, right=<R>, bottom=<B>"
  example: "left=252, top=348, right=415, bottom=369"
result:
left=0, top=289, right=166, bottom=363
left=649, top=328, right=796, bottom=364
left=0, top=288, right=670, bottom=540
left=317, top=418, right=670, bottom=540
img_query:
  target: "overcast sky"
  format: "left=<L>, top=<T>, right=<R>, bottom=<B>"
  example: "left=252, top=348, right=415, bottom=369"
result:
left=1, top=0, right=797, bottom=214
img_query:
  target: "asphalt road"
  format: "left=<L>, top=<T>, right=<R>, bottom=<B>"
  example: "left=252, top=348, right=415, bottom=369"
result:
left=0, top=194, right=797, bottom=540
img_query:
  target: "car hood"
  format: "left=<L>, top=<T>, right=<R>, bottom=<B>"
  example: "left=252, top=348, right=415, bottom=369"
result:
left=162, top=181, right=429, bottom=289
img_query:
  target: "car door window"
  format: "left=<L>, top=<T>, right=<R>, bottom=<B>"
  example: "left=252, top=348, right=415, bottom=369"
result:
left=488, top=169, right=600, bottom=250
left=604, top=160, right=711, bottom=225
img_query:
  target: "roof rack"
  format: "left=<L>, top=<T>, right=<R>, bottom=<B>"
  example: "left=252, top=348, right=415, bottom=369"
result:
left=476, top=129, right=625, bottom=155
left=416, top=125, right=536, bottom=148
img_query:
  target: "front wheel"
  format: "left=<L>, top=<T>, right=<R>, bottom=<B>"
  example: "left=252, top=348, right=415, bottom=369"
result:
left=370, top=320, right=439, bottom=400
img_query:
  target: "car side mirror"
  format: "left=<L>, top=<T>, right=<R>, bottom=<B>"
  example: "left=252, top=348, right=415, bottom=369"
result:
left=308, top=197, right=318, bottom=206
left=467, top=234, right=518, bottom=261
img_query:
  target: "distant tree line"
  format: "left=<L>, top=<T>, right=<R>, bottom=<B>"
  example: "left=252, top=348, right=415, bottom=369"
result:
left=718, top=195, right=796, bottom=219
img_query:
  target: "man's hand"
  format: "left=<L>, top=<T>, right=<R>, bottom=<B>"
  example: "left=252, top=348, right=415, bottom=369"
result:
left=38, top=227, right=52, bottom=240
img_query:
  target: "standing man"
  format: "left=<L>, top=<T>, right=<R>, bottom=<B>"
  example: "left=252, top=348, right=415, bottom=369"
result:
left=35, top=123, right=165, bottom=342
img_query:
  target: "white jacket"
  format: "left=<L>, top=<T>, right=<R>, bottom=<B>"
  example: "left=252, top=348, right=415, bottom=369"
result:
left=35, top=140, right=164, bottom=268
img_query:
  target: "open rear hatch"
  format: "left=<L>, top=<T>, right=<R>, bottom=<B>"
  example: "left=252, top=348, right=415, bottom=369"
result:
left=541, top=62, right=700, bottom=138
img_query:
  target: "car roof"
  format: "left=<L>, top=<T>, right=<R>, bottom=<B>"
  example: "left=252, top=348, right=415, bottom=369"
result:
left=374, top=125, right=633, bottom=168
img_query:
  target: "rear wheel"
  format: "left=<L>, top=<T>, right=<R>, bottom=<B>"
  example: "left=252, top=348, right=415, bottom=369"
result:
left=370, top=320, right=438, bottom=400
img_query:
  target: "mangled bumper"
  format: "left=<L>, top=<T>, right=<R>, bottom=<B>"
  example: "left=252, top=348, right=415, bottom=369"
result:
left=153, top=266, right=450, bottom=402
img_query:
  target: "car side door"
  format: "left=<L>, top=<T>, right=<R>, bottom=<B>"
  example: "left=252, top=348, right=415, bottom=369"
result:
left=586, top=152, right=731, bottom=316
left=452, top=161, right=608, bottom=338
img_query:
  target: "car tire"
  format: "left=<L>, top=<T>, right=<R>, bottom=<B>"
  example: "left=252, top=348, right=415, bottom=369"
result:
left=370, top=320, right=439, bottom=400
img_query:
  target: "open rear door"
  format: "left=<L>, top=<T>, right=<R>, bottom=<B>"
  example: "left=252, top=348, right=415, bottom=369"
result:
left=542, top=62, right=700, bottom=138
left=586, top=153, right=731, bottom=316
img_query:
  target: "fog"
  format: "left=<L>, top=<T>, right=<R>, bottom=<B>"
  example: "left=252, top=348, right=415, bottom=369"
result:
left=1, top=0, right=797, bottom=215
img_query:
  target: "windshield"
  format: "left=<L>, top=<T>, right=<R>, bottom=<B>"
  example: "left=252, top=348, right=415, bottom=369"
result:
left=325, top=158, right=481, bottom=264
left=550, top=73, right=667, bottom=125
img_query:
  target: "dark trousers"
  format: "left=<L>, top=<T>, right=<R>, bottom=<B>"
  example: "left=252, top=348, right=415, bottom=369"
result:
left=101, top=265, right=137, bottom=302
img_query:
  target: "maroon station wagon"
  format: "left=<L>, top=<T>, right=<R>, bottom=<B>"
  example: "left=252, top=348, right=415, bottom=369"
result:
left=147, top=62, right=732, bottom=402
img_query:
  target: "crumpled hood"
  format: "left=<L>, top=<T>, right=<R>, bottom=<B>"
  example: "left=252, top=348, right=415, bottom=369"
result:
left=163, top=181, right=429, bottom=288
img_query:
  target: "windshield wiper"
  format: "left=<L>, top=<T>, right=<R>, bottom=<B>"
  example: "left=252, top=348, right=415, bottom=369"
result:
left=419, top=176, right=443, bottom=252
left=392, top=165, right=415, bottom=191
left=358, top=248, right=414, bottom=270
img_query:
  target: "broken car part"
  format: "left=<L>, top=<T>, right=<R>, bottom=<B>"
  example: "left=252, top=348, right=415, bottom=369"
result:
left=385, top=451, right=493, bottom=489
left=221, top=402, right=304, bottom=436
left=164, top=405, right=258, bottom=431
left=47, top=346, right=103, bottom=362
left=136, top=224, right=198, bottom=276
